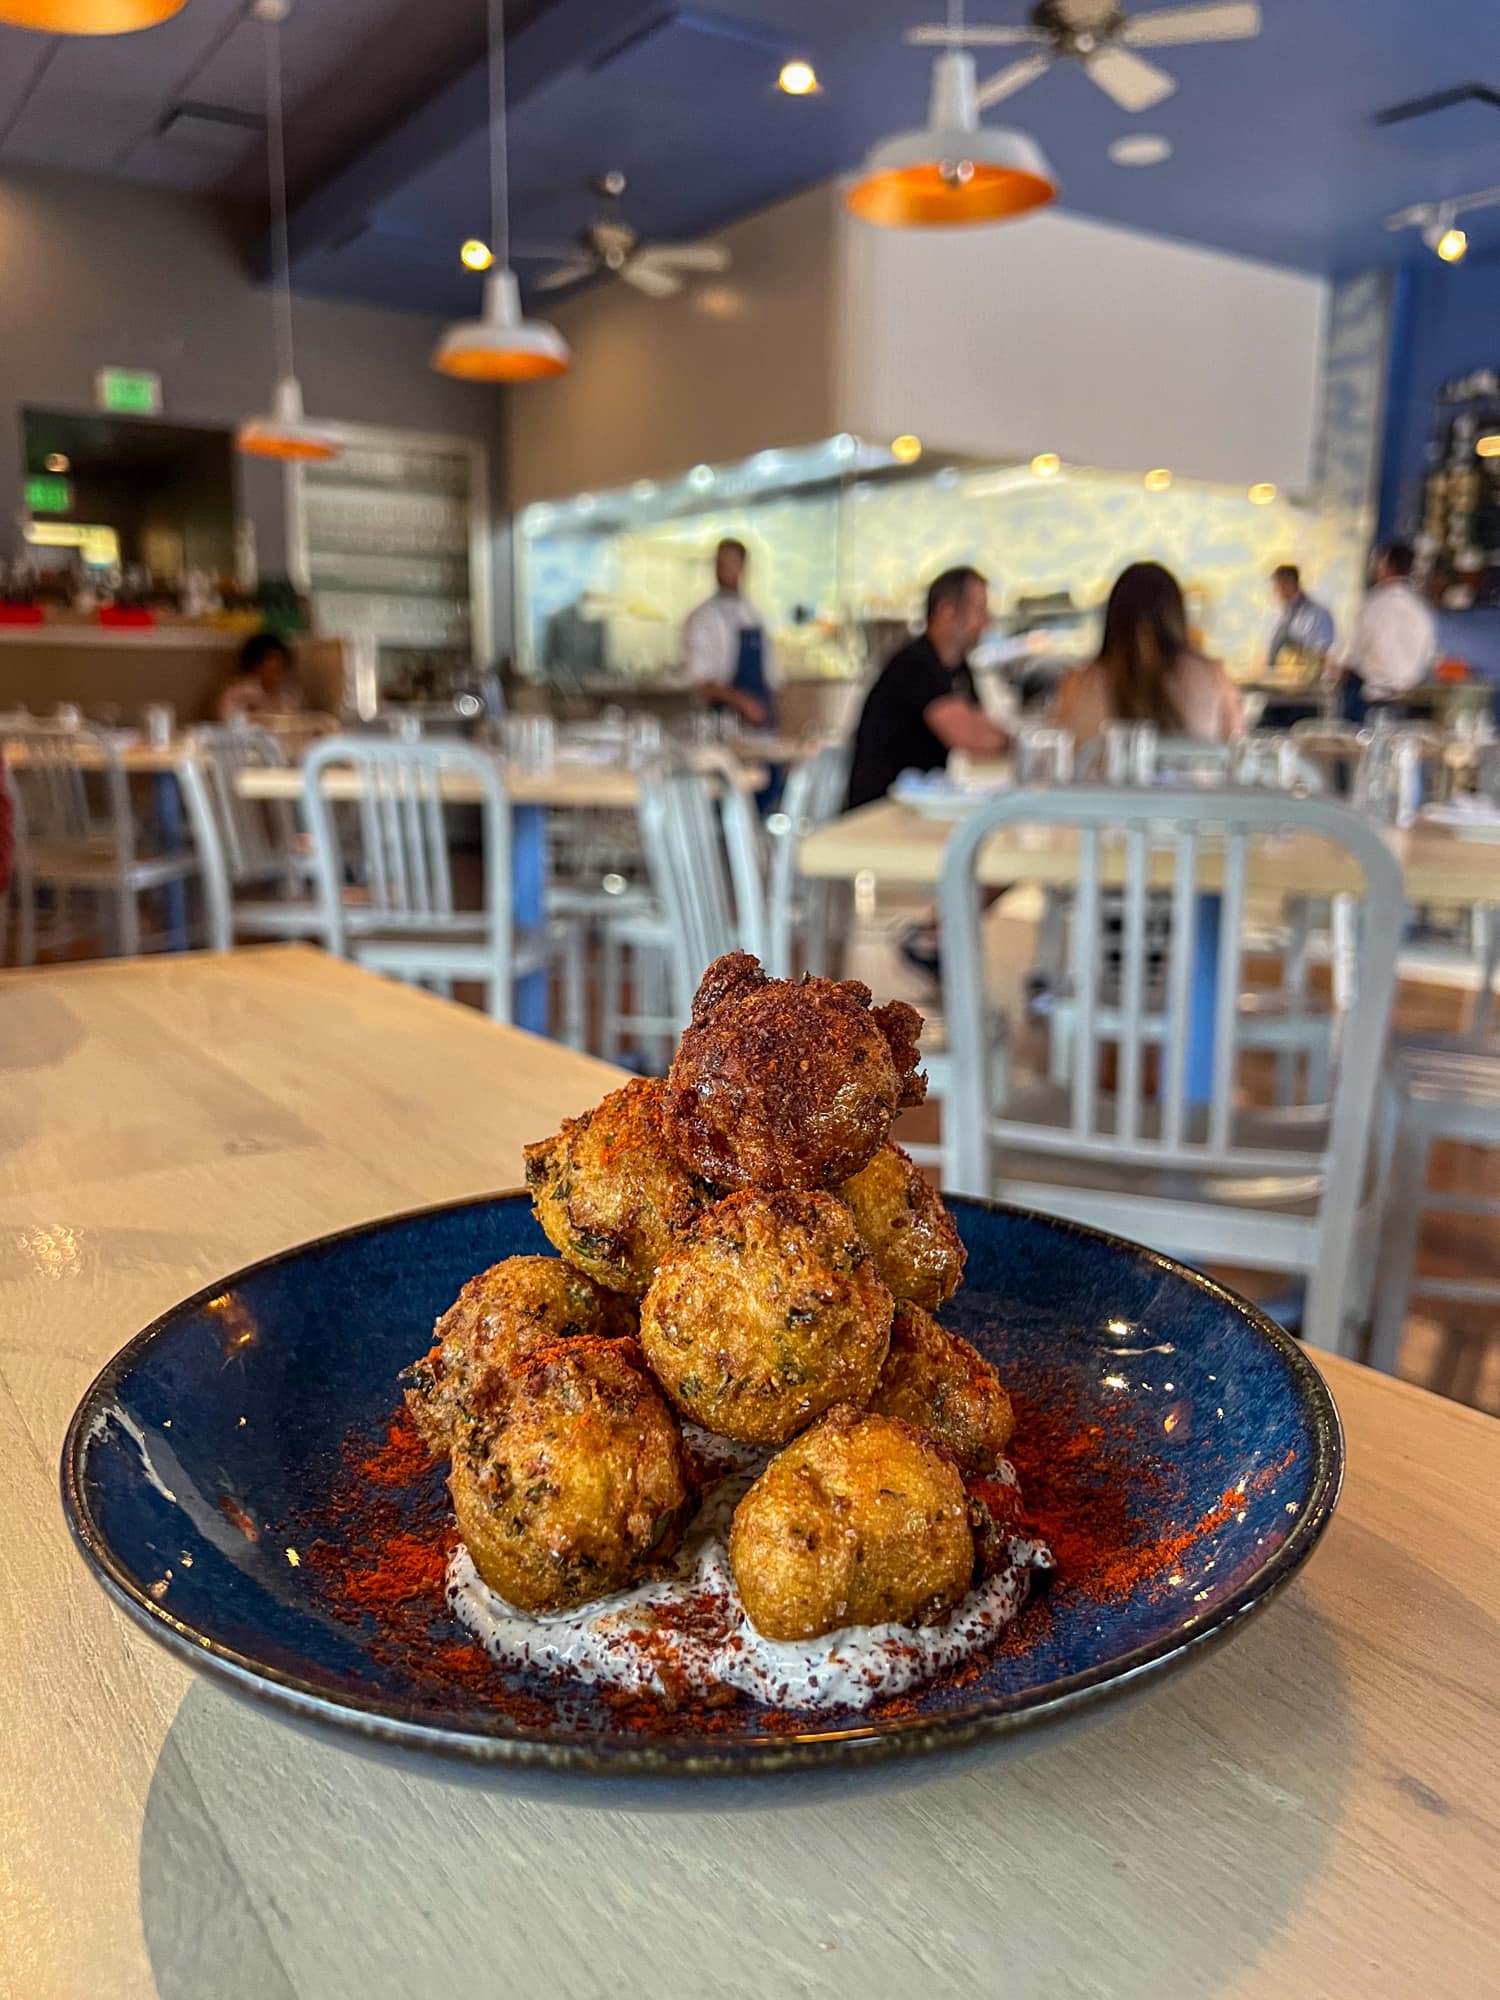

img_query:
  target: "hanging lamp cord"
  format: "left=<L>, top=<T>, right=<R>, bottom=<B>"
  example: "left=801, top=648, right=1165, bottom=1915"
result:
left=263, top=2, right=297, bottom=387
left=488, top=0, right=510, bottom=274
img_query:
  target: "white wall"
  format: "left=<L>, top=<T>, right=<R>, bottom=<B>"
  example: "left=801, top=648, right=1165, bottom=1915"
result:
left=839, top=205, right=1328, bottom=493
left=506, top=183, right=842, bottom=508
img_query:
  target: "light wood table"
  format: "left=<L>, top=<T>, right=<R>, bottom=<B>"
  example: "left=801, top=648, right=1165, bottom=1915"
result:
left=236, top=754, right=767, bottom=811
left=3, top=947, right=1496, bottom=1999
left=800, top=796, right=1500, bottom=908
left=4, top=735, right=182, bottom=776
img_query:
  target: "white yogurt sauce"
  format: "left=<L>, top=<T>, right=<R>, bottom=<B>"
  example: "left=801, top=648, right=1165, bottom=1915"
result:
left=446, top=1434, right=1052, bottom=1713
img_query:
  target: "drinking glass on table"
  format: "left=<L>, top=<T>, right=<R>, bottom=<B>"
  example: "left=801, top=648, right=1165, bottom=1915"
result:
left=1016, top=722, right=1075, bottom=786
left=504, top=714, right=556, bottom=772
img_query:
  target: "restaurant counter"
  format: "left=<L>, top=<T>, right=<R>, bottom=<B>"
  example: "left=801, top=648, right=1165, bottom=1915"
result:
left=0, top=622, right=352, bottom=723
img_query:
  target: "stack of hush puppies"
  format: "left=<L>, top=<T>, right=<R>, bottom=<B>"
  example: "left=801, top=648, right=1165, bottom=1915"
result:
left=405, top=952, right=1019, bottom=1644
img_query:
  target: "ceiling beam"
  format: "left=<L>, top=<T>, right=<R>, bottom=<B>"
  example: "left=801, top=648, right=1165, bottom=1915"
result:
left=284, top=0, right=674, bottom=268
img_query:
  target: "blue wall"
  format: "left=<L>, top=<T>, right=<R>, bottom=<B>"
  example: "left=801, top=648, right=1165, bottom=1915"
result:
left=1380, top=250, right=1500, bottom=675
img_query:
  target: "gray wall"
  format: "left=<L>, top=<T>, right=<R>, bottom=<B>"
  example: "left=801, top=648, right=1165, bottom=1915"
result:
left=0, top=164, right=505, bottom=616
left=505, top=182, right=842, bottom=507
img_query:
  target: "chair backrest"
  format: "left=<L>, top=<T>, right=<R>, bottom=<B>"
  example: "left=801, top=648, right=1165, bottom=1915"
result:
left=637, top=760, right=766, bottom=1022
left=0, top=723, right=135, bottom=867
left=183, top=725, right=298, bottom=883
left=0, top=758, right=34, bottom=967
left=300, top=735, right=509, bottom=964
left=937, top=787, right=1403, bottom=1203
left=764, top=741, right=852, bottom=978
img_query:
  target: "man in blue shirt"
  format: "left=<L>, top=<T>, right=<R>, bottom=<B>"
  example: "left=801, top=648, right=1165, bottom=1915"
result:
left=1268, top=564, right=1335, bottom=669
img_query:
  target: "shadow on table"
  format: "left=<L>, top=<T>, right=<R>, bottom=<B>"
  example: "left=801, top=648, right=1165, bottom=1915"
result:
left=140, top=1591, right=1355, bottom=2000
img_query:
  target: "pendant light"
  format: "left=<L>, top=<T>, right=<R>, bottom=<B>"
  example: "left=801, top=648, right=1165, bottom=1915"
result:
left=845, top=0, right=1057, bottom=229
left=236, top=0, right=338, bottom=464
left=432, top=0, right=570, bottom=382
left=0, top=0, right=183, bottom=31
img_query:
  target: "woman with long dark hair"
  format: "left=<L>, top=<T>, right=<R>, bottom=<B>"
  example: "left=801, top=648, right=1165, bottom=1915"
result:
left=1054, top=561, right=1242, bottom=742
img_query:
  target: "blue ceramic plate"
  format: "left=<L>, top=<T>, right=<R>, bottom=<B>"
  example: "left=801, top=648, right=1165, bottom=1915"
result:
left=62, top=1195, right=1341, bottom=1777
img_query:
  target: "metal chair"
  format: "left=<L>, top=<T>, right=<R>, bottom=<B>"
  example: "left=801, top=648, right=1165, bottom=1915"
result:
left=0, top=723, right=197, bottom=958
left=764, top=741, right=852, bottom=979
left=1369, top=920, right=1500, bottom=1384
left=300, top=736, right=584, bottom=1040
left=1, top=759, right=35, bottom=967
left=618, top=759, right=768, bottom=1066
left=938, top=788, right=1404, bottom=1354
left=176, top=725, right=323, bottom=952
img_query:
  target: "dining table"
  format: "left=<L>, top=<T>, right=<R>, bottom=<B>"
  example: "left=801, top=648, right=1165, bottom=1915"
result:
left=2, top=944, right=1495, bottom=1999
left=799, top=795, right=1500, bottom=908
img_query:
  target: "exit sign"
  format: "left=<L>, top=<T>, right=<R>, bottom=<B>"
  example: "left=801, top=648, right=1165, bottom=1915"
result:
left=95, top=367, right=162, bottom=416
left=25, top=475, right=71, bottom=514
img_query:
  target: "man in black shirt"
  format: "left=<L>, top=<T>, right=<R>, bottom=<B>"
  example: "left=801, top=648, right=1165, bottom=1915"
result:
left=847, top=566, right=1009, bottom=810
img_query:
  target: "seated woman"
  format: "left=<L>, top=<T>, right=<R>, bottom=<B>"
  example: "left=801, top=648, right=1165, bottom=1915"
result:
left=1053, top=561, right=1242, bottom=745
left=217, top=633, right=303, bottom=724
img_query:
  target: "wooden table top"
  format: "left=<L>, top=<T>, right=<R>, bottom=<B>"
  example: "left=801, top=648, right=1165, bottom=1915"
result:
left=3, top=945, right=1496, bottom=1996
left=236, top=753, right=765, bottom=811
left=800, top=797, right=1500, bottom=908
left=3, top=735, right=181, bottom=775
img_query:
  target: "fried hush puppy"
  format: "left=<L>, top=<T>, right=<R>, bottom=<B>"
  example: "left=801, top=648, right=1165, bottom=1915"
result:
left=663, top=950, right=926, bottom=1191
left=403, top=1254, right=634, bottom=1458
left=640, top=1189, right=894, bottom=1446
left=837, top=1142, right=966, bottom=1309
left=866, top=1301, right=1015, bottom=1477
left=450, top=1335, right=693, bottom=1614
left=728, top=1405, right=974, bottom=1641
left=524, top=1076, right=717, bottom=1296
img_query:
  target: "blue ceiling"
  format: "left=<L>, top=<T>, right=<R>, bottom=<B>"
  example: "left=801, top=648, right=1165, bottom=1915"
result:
left=3, top=0, right=1499, bottom=313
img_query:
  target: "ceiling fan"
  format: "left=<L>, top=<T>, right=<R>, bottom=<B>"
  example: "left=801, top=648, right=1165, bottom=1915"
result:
left=908, top=1, right=1262, bottom=114
left=525, top=173, right=731, bottom=300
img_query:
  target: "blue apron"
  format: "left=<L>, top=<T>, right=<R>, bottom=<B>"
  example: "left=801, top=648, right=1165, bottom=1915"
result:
left=732, top=623, right=782, bottom=811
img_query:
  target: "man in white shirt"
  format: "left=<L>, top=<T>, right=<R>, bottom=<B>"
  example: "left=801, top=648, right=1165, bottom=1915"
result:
left=1332, top=542, right=1437, bottom=724
left=682, top=539, right=771, bottom=728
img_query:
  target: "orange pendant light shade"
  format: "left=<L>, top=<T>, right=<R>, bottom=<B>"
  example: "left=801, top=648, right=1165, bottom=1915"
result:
left=0, top=0, right=184, bottom=30
left=845, top=52, right=1057, bottom=228
left=236, top=375, right=338, bottom=462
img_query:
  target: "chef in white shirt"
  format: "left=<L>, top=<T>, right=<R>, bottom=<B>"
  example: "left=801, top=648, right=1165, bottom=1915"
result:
left=682, top=538, right=773, bottom=728
left=1331, top=542, right=1437, bottom=724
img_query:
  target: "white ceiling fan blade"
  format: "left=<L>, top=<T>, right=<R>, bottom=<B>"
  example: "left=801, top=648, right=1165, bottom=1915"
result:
left=622, top=258, right=682, bottom=299
left=533, top=261, right=596, bottom=292
left=638, top=241, right=730, bottom=273
left=907, top=23, right=1045, bottom=45
left=976, top=51, right=1054, bottom=106
left=1085, top=44, right=1177, bottom=110
left=1053, top=0, right=1120, bottom=24
left=1120, top=2, right=1261, bottom=48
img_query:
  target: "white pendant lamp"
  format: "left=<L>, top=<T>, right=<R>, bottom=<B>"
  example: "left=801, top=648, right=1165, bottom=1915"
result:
left=432, top=0, right=570, bottom=382
left=237, top=0, right=338, bottom=464
left=846, top=2, right=1057, bottom=229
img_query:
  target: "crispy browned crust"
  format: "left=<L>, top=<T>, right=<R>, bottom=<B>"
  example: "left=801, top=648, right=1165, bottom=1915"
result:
left=837, top=1143, right=966, bottom=1309
left=639, top=1188, right=894, bottom=1446
left=728, top=1403, right=973, bottom=1640
left=451, top=1335, right=693, bottom=1614
left=663, top=953, right=928, bottom=1190
left=865, top=1301, right=1014, bottom=1477
left=524, top=1076, right=718, bottom=1296
left=402, top=1255, right=635, bottom=1460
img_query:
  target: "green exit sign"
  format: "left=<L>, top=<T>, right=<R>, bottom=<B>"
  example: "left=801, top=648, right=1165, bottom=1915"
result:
left=95, top=366, right=162, bottom=416
left=25, top=475, right=71, bottom=515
